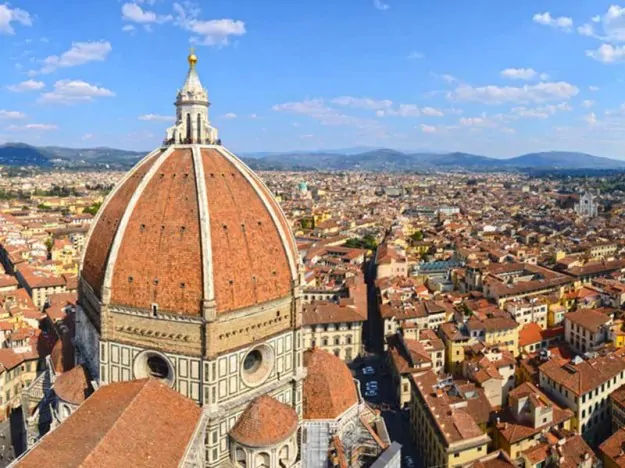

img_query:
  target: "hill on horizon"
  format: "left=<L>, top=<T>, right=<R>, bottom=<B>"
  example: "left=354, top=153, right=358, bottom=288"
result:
left=1, top=143, right=624, bottom=172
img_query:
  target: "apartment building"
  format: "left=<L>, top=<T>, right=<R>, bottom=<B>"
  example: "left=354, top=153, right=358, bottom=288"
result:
left=439, top=322, right=478, bottom=375
left=505, top=299, right=548, bottom=329
left=409, top=371, right=490, bottom=467
left=494, top=382, right=574, bottom=462
left=465, top=315, right=520, bottom=357
left=539, top=353, right=625, bottom=446
left=387, top=330, right=444, bottom=407
left=564, top=309, right=612, bottom=355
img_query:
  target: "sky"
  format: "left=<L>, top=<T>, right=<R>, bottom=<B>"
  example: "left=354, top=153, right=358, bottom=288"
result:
left=3, top=1, right=625, bottom=157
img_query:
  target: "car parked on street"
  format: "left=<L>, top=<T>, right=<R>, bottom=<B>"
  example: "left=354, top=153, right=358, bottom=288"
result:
left=362, top=366, right=375, bottom=375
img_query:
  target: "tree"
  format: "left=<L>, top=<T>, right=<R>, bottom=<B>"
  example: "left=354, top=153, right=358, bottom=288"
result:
left=410, top=230, right=424, bottom=243
left=344, top=235, right=377, bottom=251
left=83, top=202, right=102, bottom=216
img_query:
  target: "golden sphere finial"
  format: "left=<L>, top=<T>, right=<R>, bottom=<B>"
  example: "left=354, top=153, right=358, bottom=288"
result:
left=188, top=47, right=198, bottom=67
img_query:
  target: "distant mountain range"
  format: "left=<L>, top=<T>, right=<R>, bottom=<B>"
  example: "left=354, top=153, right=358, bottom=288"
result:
left=0, top=143, right=145, bottom=169
left=1, top=143, right=625, bottom=172
left=244, top=149, right=625, bottom=172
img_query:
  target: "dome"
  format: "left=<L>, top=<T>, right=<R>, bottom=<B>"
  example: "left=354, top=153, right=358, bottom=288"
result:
left=303, top=348, right=358, bottom=420
left=81, top=52, right=298, bottom=318
left=229, top=395, right=298, bottom=447
left=54, top=364, right=91, bottom=405
left=50, top=336, right=75, bottom=374
left=81, top=146, right=298, bottom=316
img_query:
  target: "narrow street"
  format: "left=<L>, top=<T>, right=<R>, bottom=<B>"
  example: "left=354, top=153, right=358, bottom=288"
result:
left=0, top=414, right=20, bottom=467
left=357, top=257, right=423, bottom=468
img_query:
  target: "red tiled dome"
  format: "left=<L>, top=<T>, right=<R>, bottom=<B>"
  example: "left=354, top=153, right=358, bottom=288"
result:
left=230, top=395, right=298, bottom=447
left=303, top=348, right=358, bottom=420
left=81, top=146, right=298, bottom=317
left=50, top=337, right=75, bottom=374
left=54, top=364, right=91, bottom=405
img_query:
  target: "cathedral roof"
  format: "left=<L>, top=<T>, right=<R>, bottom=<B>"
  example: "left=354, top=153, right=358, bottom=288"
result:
left=81, top=146, right=298, bottom=317
left=229, top=395, right=298, bottom=447
left=17, top=379, right=201, bottom=468
left=303, top=348, right=358, bottom=420
left=53, top=364, right=91, bottom=405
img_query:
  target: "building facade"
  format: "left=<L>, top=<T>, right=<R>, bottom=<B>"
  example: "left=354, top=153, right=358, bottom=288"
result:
left=75, top=52, right=306, bottom=467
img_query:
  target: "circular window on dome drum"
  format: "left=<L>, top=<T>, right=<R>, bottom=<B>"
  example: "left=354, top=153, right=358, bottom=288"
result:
left=133, top=350, right=175, bottom=387
left=243, top=350, right=262, bottom=373
left=241, top=345, right=274, bottom=388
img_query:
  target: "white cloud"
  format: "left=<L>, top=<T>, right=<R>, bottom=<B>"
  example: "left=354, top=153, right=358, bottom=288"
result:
left=186, top=19, right=246, bottom=46
left=582, top=100, right=595, bottom=108
left=533, top=12, right=573, bottom=31
left=7, top=80, right=44, bottom=92
left=586, top=43, right=625, bottom=63
left=248, top=113, right=258, bottom=119
left=0, top=110, right=26, bottom=119
left=604, top=103, right=625, bottom=116
left=373, top=0, right=389, bottom=11
left=421, top=107, right=444, bottom=117
left=378, top=104, right=421, bottom=117
left=441, top=74, right=458, bottom=84
left=121, top=2, right=171, bottom=24
left=37, top=41, right=112, bottom=74
left=603, top=5, right=625, bottom=42
left=174, top=2, right=245, bottom=48
left=138, top=114, right=171, bottom=121
left=589, top=85, right=600, bottom=92
left=511, top=102, right=572, bottom=119
left=221, top=112, right=237, bottom=119
left=500, top=68, right=538, bottom=80
left=420, top=124, right=437, bottom=133
left=584, top=112, right=597, bottom=125
left=448, top=81, right=579, bottom=104
left=332, top=96, right=393, bottom=111
left=407, top=51, right=424, bottom=59
left=272, top=99, right=379, bottom=128
left=122, top=24, right=136, bottom=33
left=459, top=115, right=498, bottom=128
left=0, top=4, right=31, bottom=35
left=81, top=133, right=94, bottom=141
left=577, top=23, right=595, bottom=37
left=592, top=15, right=601, bottom=23
left=39, top=80, right=115, bottom=104
left=6, top=123, right=57, bottom=131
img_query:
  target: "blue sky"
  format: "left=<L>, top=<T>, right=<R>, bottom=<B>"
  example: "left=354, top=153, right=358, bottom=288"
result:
left=3, top=1, right=625, bottom=157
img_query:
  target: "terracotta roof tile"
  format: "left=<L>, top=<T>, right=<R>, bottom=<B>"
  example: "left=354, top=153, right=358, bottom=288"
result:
left=82, top=147, right=298, bottom=317
left=600, top=427, right=625, bottom=467
left=565, top=309, right=611, bottom=333
left=230, top=395, right=298, bottom=447
left=53, top=364, right=92, bottom=405
left=202, top=148, right=293, bottom=313
left=17, top=379, right=201, bottom=468
left=81, top=150, right=162, bottom=298
left=303, top=348, right=358, bottom=419
left=110, top=149, right=204, bottom=316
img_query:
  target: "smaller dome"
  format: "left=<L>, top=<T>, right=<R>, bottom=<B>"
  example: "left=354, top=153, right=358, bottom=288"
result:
left=230, top=395, right=298, bottom=447
left=50, top=337, right=75, bottom=374
left=303, top=348, right=358, bottom=420
left=54, top=365, right=91, bottom=405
